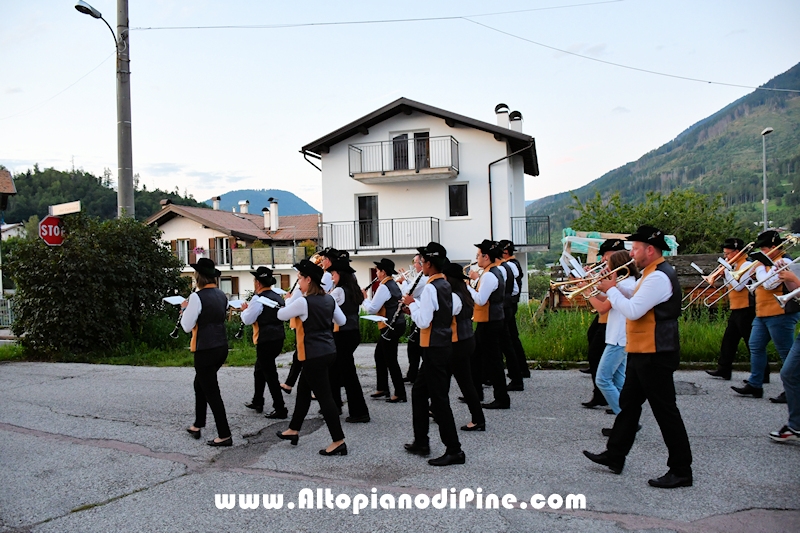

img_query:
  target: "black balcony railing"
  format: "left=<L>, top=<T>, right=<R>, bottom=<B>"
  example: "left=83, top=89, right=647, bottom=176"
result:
left=319, top=217, right=440, bottom=253
left=348, top=136, right=459, bottom=176
left=174, top=246, right=307, bottom=269
left=511, top=216, right=550, bottom=251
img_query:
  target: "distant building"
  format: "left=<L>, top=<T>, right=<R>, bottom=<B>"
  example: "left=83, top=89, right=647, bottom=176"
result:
left=1, top=223, right=25, bottom=241
left=146, top=198, right=319, bottom=298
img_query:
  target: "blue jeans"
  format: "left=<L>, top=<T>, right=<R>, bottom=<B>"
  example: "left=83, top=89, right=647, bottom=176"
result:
left=747, top=313, right=800, bottom=388
left=781, top=332, right=800, bottom=430
left=596, top=344, right=627, bottom=414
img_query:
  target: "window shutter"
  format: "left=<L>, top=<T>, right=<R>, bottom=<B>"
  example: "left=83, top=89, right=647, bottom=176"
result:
left=231, top=277, right=239, bottom=298
left=189, top=239, right=197, bottom=263
left=209, top=238, right=215, bottom=262
left=170, top=240, right=177, bottom=252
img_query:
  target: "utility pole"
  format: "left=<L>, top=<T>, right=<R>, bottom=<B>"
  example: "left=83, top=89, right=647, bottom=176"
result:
left=116, top=0, right=134, bottom=218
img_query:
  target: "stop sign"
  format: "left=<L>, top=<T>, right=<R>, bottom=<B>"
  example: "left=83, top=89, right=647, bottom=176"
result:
left=38, top=215, right=64, bottom=246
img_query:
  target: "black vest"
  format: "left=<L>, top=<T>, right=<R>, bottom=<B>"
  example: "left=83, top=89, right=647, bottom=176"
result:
left=653, top=261, right=682, bottom=353
left=487, top=265, right=505, bottom=321
left=255, top=289, right=285, bottom=343
left=454, top=291, right=475, bottom=341
left=383, top=279, right=405, bottom=330
left=195, top=288, right=229, bottom=351
left=302, top=295, right=337, bottom=359
left=500, top=261, right=515, bottom=309
left=337, top=288, right=360, bottom=332
left=509, top=257, right=523, bottom=304
left=426, top=276, right=453, bottom=348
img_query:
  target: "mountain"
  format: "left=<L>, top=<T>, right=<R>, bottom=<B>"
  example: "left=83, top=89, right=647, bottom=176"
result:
left=527, top=62, right=800, bottom=233
left=206, top=189, right=318, bottom=215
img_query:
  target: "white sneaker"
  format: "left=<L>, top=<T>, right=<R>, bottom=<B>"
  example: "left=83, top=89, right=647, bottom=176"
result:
left=769, top=425, right=800, bottom=443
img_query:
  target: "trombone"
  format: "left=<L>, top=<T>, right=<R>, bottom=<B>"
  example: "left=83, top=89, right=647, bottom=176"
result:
left=681, top=243, right=753, bottom=309
left=775, top=286, right=800, bottom=308
left=564, top=259, right=635, bottom=300
left=746, top=256, right=800, bottom=294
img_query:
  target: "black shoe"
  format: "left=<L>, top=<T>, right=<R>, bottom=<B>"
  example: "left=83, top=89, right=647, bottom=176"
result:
left=370, top=391, right=389, bottom=398
left=244, top=402, right=264, bottom=413
left=345, top=414, right=370, bottom=423
left=481, top=400, right=510, bottom=410
left=606, top=408, right=615, bottom=415
left=280, top=384, right=292, bottom=395
left=457, top=396, right=466, bottom=403
left=404, top=442, right=431, bottom=456
left=582, top=450, right=624, bottom=474
left=731, top=383, right=763, bottom=398
left=769, top=392, right=787, bottom=404
left=705, top=369, right=731, bottom=380
left=522, top=371, right=531, bottom=379
left=582, top=398, right=608, bottom=409
left=265, top=409, right=288, bottom=419
left=386, top=397, right=407, bottom=403
left=428, top=451, right=465, bottom=466
left=460, top=423, right=485, bottom=432
left=403, top=375, right=415, bottom=383
left=207, top=437, right=232, bottom=447
left=319, top=442, right=347, bottom=456
left=186, top=427, right=201, bottom=439
left=602, top=424, right=641, bottom=437
left=647, top=471, right=693, bottom=488
left=579, top=368, right=591, bottom=374
left=276, top=431, right=299, bottom=446
left=506, top=382, right=524, bottom=392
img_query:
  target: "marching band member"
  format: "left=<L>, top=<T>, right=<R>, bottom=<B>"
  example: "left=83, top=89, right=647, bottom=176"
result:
left=770, top=268, right=800, bottom=442
left=498, top=240, right=530, bottom=379
left=732, top=230, right=799, bottom=401
left=584, top=225, right=693, bottom=489
left=362, top=258, right=407, bottom=403
left=402, top=242, right=465, bottom=466
left=275, top=259, right=348, bottom=456
left=241, top=267, right=287, bottom=419
left=469, top=239, right=510, bottom=409
left=496, top=241, right=524, bottom=392
left=181, top=258, right=232, bottom=447
left=706, top=238, right=757, bottom=381
left=327, top=259, right=371, bottom=423
left=403, top=254, right=426, bottom=383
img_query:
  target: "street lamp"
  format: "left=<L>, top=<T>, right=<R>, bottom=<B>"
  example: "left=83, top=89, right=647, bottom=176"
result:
left=75, top=1, right=135, bottom=219
left=761, top=127, right=773, bottom=232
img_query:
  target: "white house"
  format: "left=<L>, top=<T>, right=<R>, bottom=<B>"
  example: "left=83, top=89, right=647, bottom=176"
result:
left=1, top=223, right=25, bottom=241
left=146, top=198, right=319, bottom=298
left=300, top=98, right=549, bottom=299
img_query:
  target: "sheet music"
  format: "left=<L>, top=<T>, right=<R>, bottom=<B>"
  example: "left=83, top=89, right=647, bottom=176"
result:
left=254, top=295, right=281, bottom=308
left=228, top=299, right=245, bottom=309
left=360, top=315, right=388, bottom=323
left=163, top=296, right=185, bottom=306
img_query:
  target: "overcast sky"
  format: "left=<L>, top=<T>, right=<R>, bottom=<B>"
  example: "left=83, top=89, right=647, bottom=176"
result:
left=1, top=0, right=798, bottom=212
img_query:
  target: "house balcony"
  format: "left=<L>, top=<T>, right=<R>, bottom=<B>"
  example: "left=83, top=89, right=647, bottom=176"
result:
left=348, top=136, right=459, bottom=184
left=318, top=217, right=440, bottom=254
left=511, top=216, right=550, bottom=252
left=174, top=246, right=308, bottom=270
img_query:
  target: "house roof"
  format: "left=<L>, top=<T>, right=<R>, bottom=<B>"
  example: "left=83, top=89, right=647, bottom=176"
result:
left=145, top=204, right=319, bottom=242
left=301, top=97, right=539, bottom=176
left=0, top=169, right=16, bottom=195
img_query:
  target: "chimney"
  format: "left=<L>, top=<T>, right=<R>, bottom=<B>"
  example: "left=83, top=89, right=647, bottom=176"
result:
left=495, top=103, right=509, bottom=128
left=268, top=197, right=279, bottom=232
left=159, top=199, right=172, bottom=209
left=509, top=110, right=523, bottom=132
left=212, top=196, right=221, bottom=210
left=238, top=200, right=249, bottom=214
left=262, top=207, right=270, bottom=229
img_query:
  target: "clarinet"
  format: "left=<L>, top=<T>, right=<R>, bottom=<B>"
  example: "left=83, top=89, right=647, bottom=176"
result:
left=381, top=271, right=424, bottom=342
left=363, top=276, right=379, bottom=292
left=169, top=308, right=184, bottom=339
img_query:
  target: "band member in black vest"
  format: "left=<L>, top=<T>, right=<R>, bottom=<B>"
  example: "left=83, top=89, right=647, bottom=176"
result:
left=327, top=259, right=371, bottom=423
left=584, top=225, right=693, bottom=489
left=469, top=240, right=510, bottom=409
left=498, top=240, right=530, bottom=379
left=443, top=262, right=486, bottom=432
left=275, top=260, right=348, bottom=456
left=182, top=258, right=232, bottom=447
left=582, top=239, right=627, bottom=408
left=403, top=254, right=426, bottom=383
left=362, top=258, right=407, bottom=403
left=402, top=242, right=465, bottom=466
left=496, top=241, right=524, bottom=391
left=241, top=267, right=287, bottom=419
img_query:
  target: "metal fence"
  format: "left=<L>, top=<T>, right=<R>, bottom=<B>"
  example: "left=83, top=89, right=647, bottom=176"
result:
left=319, top=217, right=440, bottom=252
left=174, top=246, right=306, bottom=268
left=348, top=136, right=459, bottom=175
left=0, top=298, right=14, bottom=328
left=511, top=216, right=551, bottom=251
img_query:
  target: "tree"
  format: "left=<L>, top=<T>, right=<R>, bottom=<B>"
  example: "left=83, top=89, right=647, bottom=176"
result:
left=6, top=214, right=185, bottom=355
left=570, top=190, right=754, bottom=254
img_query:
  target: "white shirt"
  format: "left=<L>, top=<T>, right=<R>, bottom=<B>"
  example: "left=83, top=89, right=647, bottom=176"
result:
left=724, top=261, right=753, bottom=291
left=330, top=286, right=346, bottom=306
left=402, top=273, right=428, bottom=298
left=755, top=258, right=791, bottom=291
left=605, top=277, right=636, bottom=346
left=362, top=281, right=393, bottom=315
left=505, top=260, right=520, bottom=296
left=240, top=290, right=283, bottom=326
left=408, top=282, right=462, bottom=329
left=321, top=271, right=333, bottom=293
left=468, top=268, right=499, bottom=306
left=606, top=268, right=673, bottom=321
left=180, top=291, right=230, bottom=332
left=277, top=294, right=346, bottom=326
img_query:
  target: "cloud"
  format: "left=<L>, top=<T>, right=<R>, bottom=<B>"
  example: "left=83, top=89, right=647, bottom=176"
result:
left=4, top=87, right=22, bottom=95
left=612, top=106, right=631, bottom=114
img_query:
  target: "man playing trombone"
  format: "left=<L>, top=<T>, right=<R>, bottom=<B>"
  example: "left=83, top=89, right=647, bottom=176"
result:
left=732, top=230, right=800, bottom=402
left=769, top=268, right=800, bottom=442
left=706, top=238, right=757, bottom=381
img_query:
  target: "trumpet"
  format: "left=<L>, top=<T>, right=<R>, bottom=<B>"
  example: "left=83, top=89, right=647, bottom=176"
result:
left=775, top=286, right=800, bottom=308
left=564, top=260, right=635, bottom=300
left=747, top=256, right=800, bottom=294
left=550, top=262, right=609, bottom=292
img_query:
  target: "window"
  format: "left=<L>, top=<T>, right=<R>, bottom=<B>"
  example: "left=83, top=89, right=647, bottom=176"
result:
left=176, top=239, right=190, bottom=265
left=214, top=237, right=231, bottom=265
left=357, top=195, right=379, bottom=247
left=449, top=183, right=469, bottom=217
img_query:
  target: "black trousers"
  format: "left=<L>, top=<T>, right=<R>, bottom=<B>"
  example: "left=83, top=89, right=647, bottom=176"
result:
left=472, top=320, right=510, bottom=406
left=501, top=305, right=524, bottom=386
left=193, top=345, right=231, bottom=439
left=406, top=333, right=422, bottom=382
left=289, top=353, right=345, bottom=442
left=716, top=307, right=756, bottom=373
left=412, top=345, right=461, bottom=453
left=252, top=338, right=286, bottom=412
left=587, top=317, right=607, bottom=403
left=506, top=302, right=530, bottom=378
left=284, top=350, right=302, bottom=387
left=452, top=336, right=485, bottom=426
left=606, top=351, right=693, bottom=476
left=332, top=329, right=369, bottom=418
left=374, top=334, right=406, bottom=399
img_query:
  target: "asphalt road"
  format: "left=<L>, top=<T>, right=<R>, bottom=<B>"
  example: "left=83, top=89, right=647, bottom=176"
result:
left=1, top=345, right=798, bottom=532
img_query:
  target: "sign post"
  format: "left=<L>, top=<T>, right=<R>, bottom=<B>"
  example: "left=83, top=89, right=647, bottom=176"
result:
left=38, top=215, right=64, bottom=246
